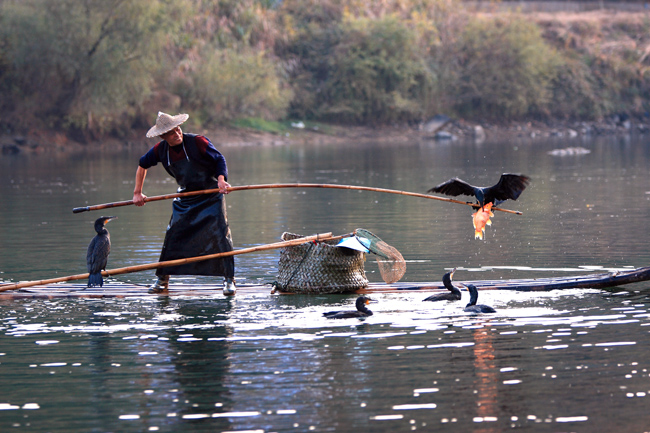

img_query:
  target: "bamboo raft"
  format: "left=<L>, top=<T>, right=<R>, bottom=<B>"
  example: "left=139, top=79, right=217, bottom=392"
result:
left=1, top=266, right=649, bottom=299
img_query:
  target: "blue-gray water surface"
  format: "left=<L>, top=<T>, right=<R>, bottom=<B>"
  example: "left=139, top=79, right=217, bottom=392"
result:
left=1, top=135, right=650, bottom=432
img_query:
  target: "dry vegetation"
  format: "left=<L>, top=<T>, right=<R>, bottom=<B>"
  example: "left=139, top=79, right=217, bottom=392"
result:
left=1, top=1, right=649, bottom=150
left=209, top=9, right=650, bottom=145
left=532, top=10, right=650, bottom=64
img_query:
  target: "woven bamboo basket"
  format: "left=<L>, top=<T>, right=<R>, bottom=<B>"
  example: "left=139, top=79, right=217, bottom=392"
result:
left=275, top=232, right=369, bottom=294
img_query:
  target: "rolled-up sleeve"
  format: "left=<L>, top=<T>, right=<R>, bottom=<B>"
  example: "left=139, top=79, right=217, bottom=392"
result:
left=139, top=143, right=162, bottom=169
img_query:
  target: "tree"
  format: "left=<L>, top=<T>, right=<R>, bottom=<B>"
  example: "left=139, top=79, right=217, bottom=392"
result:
left=0, top=0, right=189, bottom=136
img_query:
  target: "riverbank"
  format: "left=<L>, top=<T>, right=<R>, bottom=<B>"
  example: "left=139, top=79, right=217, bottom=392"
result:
left=189, top=116, right=650, bottom=146
left=2, top=8, right=650, bottom=155
left=2, top=115, right=648, bottom=155
left=2, top=6, right=649, bottom=155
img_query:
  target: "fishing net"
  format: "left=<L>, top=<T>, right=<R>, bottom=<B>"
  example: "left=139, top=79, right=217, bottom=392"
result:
left=354, top=229, right=406, bottom=284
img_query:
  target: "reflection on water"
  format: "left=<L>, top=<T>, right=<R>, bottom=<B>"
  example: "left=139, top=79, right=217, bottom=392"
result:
left=473, top=327, right=498, bottom=432
left=0, top=287, right=649, bottom=432
left=2, top=135, right=650, bottom=431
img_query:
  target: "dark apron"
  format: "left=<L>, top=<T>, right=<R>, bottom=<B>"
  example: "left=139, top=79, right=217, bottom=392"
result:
left=156, top=144, right=234, bottom=278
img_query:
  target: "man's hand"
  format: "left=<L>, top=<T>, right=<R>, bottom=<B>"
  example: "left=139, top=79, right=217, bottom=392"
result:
left=218, top=176, right=230, bottom=194
left=133, top=192, right=147, bottom=206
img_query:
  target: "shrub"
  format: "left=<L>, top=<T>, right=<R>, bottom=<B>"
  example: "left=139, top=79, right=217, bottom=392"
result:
left=548, top=56, right=606, bottom=120
left=177, top=48, right=292, bottom=124
left=322, top=15, right=433, bottom=123
left=187, top=0, right=281, bottom=51
left=588, top=52, right=647, bottom=118
left=445, top=14, right=560, bottom=120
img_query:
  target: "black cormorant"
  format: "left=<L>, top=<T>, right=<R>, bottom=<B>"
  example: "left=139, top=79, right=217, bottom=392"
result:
left=323, top=296, right=374, bottom=319
left=464, top=284, right=496, bottom=314
left=86, top=216, right=116, bottom=288
left=428, top=173, right=530, bottom=209
left=423, top=268, right=461, bottom=301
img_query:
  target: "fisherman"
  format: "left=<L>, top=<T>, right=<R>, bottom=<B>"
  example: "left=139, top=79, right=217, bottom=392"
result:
left=133, top=112, right=236, bottom=295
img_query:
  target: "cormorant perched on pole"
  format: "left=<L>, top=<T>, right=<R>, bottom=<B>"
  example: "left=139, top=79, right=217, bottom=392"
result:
left=428, top=173, right=530, bottom=209
left=86, top=216, right=117, bottom=288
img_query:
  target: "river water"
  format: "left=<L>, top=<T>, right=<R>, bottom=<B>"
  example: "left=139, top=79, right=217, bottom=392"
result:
left=1, top=134, right=650, bottom=432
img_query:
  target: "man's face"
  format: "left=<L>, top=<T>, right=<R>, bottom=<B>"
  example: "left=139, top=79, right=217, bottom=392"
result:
left=161, top=126, right=183, bottom=146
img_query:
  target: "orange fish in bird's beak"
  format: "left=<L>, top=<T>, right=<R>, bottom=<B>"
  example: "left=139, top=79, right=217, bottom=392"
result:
left=472, top=202, right=494, bottom=240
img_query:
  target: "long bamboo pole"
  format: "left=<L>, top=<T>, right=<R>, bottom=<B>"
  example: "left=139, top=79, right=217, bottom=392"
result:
left=72, top=183, right=522, bottom=215
left=0, top=232, right=334, bottom=292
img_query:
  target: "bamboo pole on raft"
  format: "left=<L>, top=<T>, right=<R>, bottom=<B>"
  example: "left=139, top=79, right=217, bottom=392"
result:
left=0, top=232, right=335, bottom=292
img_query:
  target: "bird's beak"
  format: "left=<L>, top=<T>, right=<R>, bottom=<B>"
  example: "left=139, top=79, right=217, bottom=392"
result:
left=104, top=216, right=117, bottom=224
left=450, top=267, right=457, bottom=277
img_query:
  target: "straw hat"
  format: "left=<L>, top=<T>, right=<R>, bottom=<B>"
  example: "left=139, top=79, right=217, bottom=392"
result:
left=146, top=111, right=189, bottom=138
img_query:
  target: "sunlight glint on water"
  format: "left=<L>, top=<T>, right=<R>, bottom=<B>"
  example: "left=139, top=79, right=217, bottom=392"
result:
left=1, top=136, right=650, bottom=431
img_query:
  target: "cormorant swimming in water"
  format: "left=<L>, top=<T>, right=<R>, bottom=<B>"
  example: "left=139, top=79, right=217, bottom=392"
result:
left=423, top=268, right=461, bottom=301
left=86, top=216, right=117, bottom=288
left=323, top=296, right=374, bottom=319
left=428, top=173, right=530, bottom=209
left=464, top=284, right=496, bottom=314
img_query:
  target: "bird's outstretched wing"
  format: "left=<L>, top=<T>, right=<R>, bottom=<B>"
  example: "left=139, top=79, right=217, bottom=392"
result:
left=427, top=178, right=476, bottom=197
left=487, top=174, right=530, bottom=202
